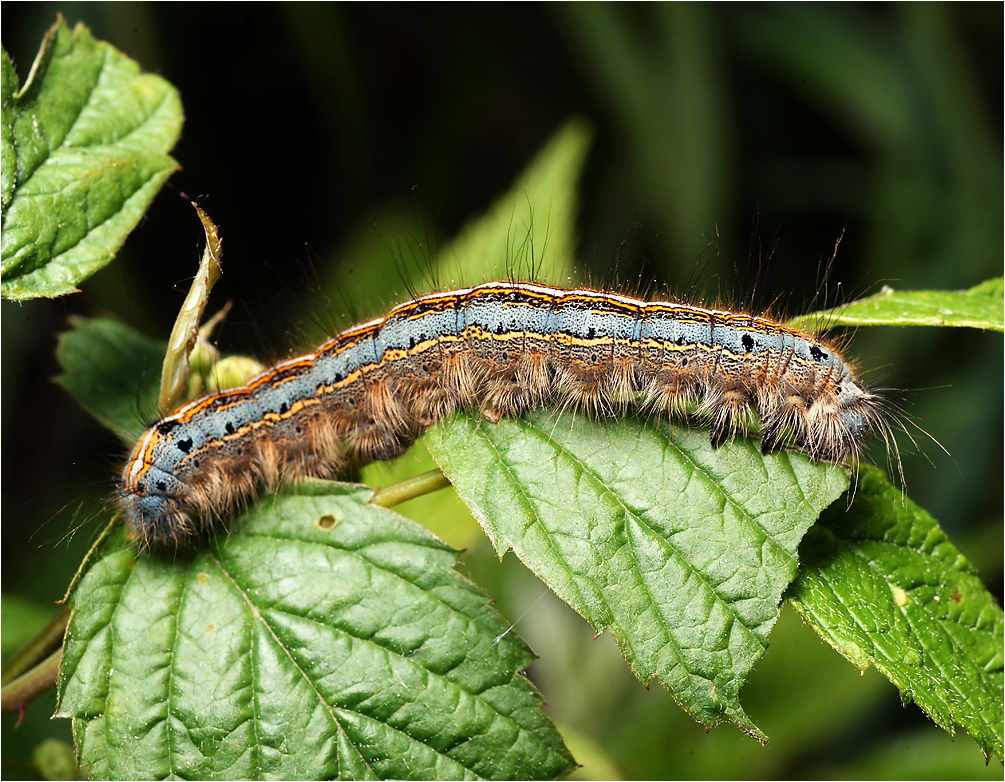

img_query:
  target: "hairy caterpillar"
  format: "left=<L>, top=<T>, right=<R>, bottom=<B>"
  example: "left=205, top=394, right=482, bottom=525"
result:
left=121, top=281, right=885, bottom=547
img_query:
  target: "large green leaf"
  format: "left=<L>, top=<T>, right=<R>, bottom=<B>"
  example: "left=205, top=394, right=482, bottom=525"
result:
left=425, top=409, right=850, bottom=741
left=56, top=483, right=575, bottom=780
left=788, top=466, right=1004, bottom=761
left=1, top=18, right=182, bottom=300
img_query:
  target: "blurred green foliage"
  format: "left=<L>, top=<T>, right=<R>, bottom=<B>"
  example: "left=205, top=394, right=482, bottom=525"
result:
left=2, top=4, right=1001, bottom=779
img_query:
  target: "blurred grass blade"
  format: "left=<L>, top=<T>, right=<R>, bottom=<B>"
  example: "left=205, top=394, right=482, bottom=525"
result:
left=436, top=118, right=592, bottom=285
left=789, top=466, right=1004, bottom=761
left=0, top=17, right=182, bottom=300
left=56, top=483, right=576, bottom=780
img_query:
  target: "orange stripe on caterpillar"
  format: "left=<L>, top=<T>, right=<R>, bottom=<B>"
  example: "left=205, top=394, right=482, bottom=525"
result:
left=120, top=281, right=885, bottom=547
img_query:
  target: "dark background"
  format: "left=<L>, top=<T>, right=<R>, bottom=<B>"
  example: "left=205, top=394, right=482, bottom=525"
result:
left=2, top=3, right=1002, bottom=778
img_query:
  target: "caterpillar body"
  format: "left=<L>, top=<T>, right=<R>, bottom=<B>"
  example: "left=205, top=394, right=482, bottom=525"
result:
left=121, top=281, right=883, bottom=547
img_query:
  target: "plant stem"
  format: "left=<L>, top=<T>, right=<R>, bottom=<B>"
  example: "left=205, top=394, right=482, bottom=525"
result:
left=369, top=469, right=451, bottom=507
left=1, top=608, right=68, bottom=686
left=1, top=650, right=61, bottom=714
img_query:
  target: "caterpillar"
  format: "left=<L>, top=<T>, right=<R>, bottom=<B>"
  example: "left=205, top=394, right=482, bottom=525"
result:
left=120, top=281, right=885, bottom=547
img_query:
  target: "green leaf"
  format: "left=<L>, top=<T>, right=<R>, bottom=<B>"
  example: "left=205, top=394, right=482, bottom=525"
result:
left=1, top=17, right=183, bottom=300
left=55, top=317, right=166, bottom=443
left=789, top=278, right=1005, bottom=332
left=56, top=483, right=575, bottom=780
left=425, top=409, right=850, bottom=741
left=788, top=466, right=1004, bottom=761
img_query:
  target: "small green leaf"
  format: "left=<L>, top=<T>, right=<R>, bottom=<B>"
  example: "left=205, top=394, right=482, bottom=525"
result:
left=426, top=409, right=849, bottom=741
left=55, top=317, right=165, bottom=443
left=1, top=17, right=183, bottom=300
left=788, top=466, right=1004, bottom=760
left=56, top=484, right=575, bottom=780
left=790, top=278, right=1005, bottom=332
